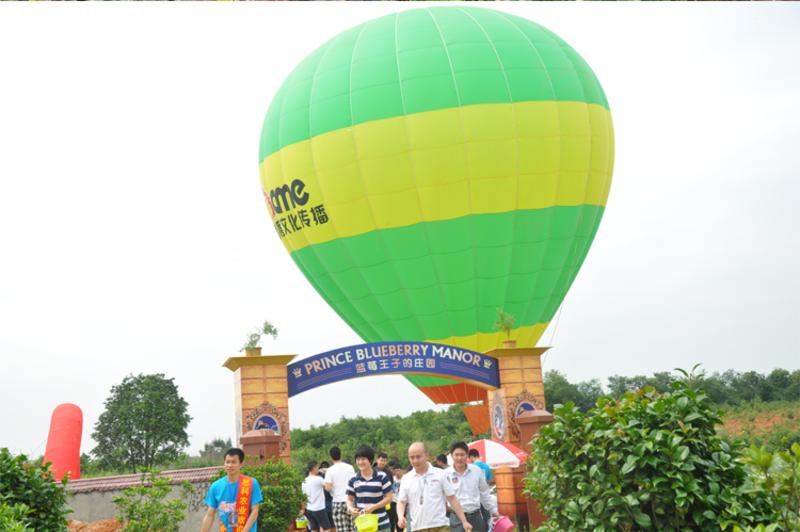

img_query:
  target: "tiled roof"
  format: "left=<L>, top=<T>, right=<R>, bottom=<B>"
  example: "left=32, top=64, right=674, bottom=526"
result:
left=67, top=466, right=221, bottom=494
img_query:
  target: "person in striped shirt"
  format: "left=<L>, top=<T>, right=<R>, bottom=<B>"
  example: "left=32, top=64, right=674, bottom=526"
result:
left=346, top=445, right=394, bottom=531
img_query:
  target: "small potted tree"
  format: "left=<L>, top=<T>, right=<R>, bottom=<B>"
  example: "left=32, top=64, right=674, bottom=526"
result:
left=494, top=309, right=516, bottom=348
left=242, top=320, right=279, bottom=357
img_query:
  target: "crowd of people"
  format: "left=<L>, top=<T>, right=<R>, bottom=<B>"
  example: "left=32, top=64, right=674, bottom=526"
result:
left=302, top=441, right=499, bottom=532
left=199, top=442, right=498, bottom=532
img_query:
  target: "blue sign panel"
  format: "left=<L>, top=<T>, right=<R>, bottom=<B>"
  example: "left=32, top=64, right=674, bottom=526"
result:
left=287, top=342, right=500, bottom=398
left=253, top=415, right=279, bottom=433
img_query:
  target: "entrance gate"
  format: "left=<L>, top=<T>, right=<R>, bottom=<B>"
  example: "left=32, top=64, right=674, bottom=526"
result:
left=223, top=342, right=551, bottom=526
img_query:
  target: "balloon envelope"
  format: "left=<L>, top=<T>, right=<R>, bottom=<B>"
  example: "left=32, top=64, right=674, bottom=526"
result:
left=43, top=403, right=83, bottom=481
left=259, top=7, right=614, bottom=403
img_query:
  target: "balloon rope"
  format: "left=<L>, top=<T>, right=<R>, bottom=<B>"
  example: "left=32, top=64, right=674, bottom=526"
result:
left=31, top=436, right=48, bottom=459
left=544, top=300, right=566, bottom=366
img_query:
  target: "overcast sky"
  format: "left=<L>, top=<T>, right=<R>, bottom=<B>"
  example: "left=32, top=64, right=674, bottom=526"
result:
left=1, top=3, right=798, bottom=459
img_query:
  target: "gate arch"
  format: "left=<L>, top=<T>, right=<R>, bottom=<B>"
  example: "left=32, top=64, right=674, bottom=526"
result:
left=286, top=341, right=499, bottom=398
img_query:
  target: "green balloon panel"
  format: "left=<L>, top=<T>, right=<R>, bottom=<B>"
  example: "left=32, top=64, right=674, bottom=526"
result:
left=261, top=7, right=609, bottom=161
left=291, top=205, right=603, bottom=343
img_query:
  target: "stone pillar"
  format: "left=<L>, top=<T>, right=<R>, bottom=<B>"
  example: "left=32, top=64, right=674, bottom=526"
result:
left=223, top=349, right=296, bottom=465
left=517, top=410, right=554, bottom=528
left=484, top=345, right=550, bottom=527
left=240, top=429, right=282, bottom=465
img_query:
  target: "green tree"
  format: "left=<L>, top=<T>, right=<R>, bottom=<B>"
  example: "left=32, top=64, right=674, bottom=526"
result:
left=92, top=373, right=191, bottom=472
left=556, top=367, right=800, bottom=407
left=698, top=370, right=737, bottom=404
left=544, top=370, right=603, bottom=411
left=79, top=452, right=93, bottom=474
left=199, top=438, right=233, bottom=463
left=524, top=381, right=777, bottom=530
left=766, top=369, right=793, bottom=402
left=0, top=448, right=70, bottom=531
left=738, top=371, right=768, bottom=402
left=607, top=372, right=675, bottom=397
left=787, top=370, right=800, bottom=402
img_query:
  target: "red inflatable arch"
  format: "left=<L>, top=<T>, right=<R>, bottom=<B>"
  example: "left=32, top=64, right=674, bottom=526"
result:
left=43, top=403, right=83, bottom=481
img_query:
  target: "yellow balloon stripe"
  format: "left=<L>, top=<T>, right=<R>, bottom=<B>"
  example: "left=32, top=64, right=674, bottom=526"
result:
left=425, top=322, right=550, bottom=353
left=260, top=101, right=613, bottom=255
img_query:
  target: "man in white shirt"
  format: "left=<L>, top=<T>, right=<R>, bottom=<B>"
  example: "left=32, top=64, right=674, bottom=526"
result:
left=396, top=441, right=473, bottom=532
left=445, top=441, right=498, bottom=532
left=303, top=461, right=333, bottom=532
left=324, top=446, right=356, bottom=532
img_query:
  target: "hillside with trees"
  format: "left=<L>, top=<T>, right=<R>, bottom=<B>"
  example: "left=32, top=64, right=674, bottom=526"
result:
left=290, top=367, right=800, bottom=466
left=76, top=367, right=799, bottom=476
left=544, top=368, right=800, bottom=412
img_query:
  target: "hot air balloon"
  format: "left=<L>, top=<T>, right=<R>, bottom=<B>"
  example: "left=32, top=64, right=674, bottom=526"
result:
left=259, top=7, right=613, bottom=404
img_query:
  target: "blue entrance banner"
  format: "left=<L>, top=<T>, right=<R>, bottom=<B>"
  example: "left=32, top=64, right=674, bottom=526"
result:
left=287, top=342, right=500, bottom=398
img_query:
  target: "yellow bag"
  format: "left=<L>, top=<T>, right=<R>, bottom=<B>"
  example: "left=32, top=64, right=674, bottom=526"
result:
left=295, top=515, right=308, bottom=529
left=354, top=512, right=379, bottom=532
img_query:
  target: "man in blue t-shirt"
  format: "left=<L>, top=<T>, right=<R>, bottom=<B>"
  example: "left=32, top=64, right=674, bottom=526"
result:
left=346, top=445, right=393, bottom=531
left=201, top=448, right=264, bottom=532
left=468, top=449, right=493, bottom=483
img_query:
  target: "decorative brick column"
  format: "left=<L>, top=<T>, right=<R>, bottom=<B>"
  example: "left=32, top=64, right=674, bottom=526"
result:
left=518, top=409, right=554, bottom=528
left=223, top=348, right=296, bottom=465
left=484, top=345, right=550, bottom=527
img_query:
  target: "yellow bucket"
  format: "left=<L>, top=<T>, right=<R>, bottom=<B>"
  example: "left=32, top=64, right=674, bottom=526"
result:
left=295, top=515, right=308, bottom=529
left=354, top=513, right=379, bottom=532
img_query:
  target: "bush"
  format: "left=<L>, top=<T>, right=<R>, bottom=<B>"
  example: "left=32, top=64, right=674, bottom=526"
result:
left=0, top=502, right=32, bottom=532
left=112, top=469, right=194, bottom=531
left=524, top=382, right=778, bottom=530
left=212, top=459, right=306, bottom=532
left=743, top=444, right=800, bottom=531
left=0, top=448, right=70, bottom=531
